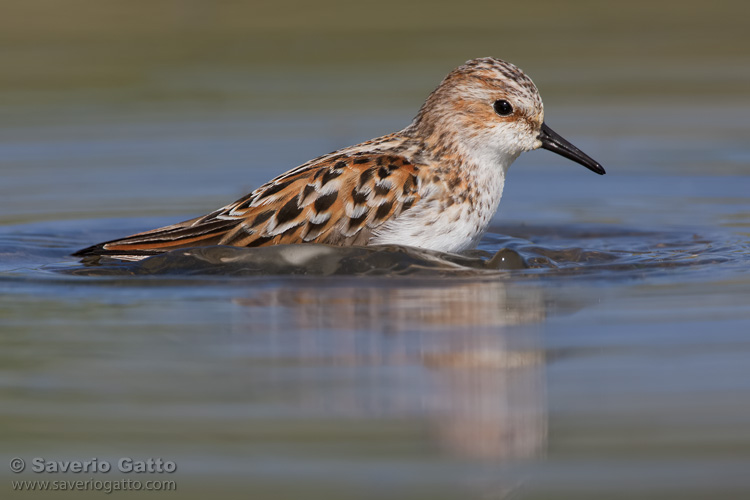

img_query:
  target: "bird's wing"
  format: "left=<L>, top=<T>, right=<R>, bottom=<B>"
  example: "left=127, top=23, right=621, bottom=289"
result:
left=74, top=152, right=422, bottom=259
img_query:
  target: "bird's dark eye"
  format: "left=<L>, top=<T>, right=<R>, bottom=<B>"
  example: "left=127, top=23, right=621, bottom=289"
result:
left=493, top=99, right=513, bottom=116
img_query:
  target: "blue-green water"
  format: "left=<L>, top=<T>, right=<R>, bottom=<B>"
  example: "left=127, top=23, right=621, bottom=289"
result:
left=2, top=104, right=749, bottom=499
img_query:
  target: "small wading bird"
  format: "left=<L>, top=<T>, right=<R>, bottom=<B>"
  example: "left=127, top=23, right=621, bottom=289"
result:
left=75, top=57, right=604, bottom=261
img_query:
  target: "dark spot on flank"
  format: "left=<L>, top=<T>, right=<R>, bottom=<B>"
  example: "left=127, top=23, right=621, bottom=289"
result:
left=374, top=201, right=394, bottom=221
left=302, top=183, right=316, bottom=199
left=313, top=168, right=325, bottom=180
left=348, top=213, right=367, bottom=230
left=359, top=169, right=374, bottom=186
left=448, top=177, right=461, bottom=189
left=252, top=210, right=275, bottom=226
left=246, top=235, right=275, bottom=247
left=313, top=191, right=338, bottom=213
left=351, top=188, right=368, bottom=205
left=402, top=175, right=415, bottom=195
left=402, top=198, right=415, bottom=211
left=321, top=168, right=343, bottom=185
left=256, top=179, right=294, bottom=200
left=432, top=175, right=440, bottom=183
left=374, top=183, right=390, bottom=197
left=235, top=197, right=255, bottom=210
left=276, top=198, right=304, bottom=225
left=353, top=157, right=369, bottom=165
left=304, top=220, right=329, bottom=240
left=388, top=163, right=399, bottom=171
left=378, top=166, right=389, bottom=179
left=334, top=160, right=347, bottom=169
left=376, top=157, right=384, bottom=166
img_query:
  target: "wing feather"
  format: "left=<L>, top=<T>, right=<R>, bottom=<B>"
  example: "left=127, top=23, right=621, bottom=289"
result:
left=74, top=152, right=422, bottom=259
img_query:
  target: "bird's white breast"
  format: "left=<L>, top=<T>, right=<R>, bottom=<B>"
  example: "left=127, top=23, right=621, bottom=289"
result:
left=371, top=149, right=516, bottom=253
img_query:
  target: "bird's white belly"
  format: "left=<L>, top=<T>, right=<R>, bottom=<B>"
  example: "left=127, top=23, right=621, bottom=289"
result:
left=371, top=170, right=507, bottom=253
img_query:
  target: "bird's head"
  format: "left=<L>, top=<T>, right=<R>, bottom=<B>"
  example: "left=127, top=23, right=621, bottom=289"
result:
left=411, top=57, right=605, bottom=175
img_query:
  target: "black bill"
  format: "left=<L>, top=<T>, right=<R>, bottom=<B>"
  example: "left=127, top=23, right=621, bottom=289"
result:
left=538, top=122, right=605, bottom=175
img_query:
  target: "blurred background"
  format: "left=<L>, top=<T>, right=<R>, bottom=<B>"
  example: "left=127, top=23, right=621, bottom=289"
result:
left=1, top=1, right=750, bottom=499
left=2, top=0, right=748, bottom=224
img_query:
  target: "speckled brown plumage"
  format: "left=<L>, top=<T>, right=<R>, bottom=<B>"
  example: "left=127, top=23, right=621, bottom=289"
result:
left=78, top=152, right=423, bottom=257
left=75, top=57, right=604, bottom=260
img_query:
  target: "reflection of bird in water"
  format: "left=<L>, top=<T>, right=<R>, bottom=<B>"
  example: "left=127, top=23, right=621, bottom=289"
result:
left=230, top=280, right=548, bottom=460
left=74, top=57, right=603, bottom=261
